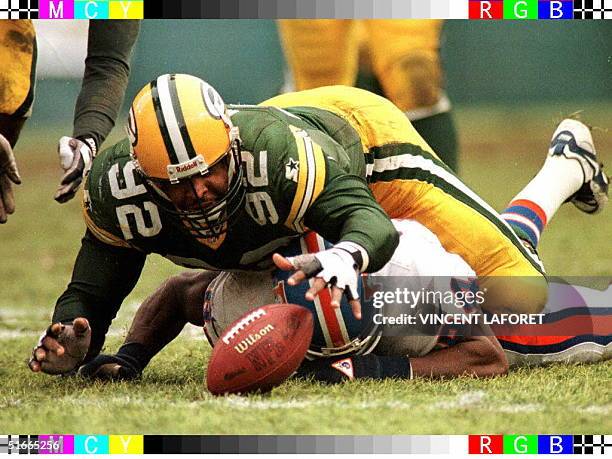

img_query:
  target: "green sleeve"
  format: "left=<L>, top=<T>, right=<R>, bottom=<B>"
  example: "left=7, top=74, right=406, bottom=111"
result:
left=52, top=230, right=146, bottom=360
left=304, top=164, right=399, bottom=273
left=72, top=20, right=140, bottom=149
left=258, top=121, right=399, bottom=272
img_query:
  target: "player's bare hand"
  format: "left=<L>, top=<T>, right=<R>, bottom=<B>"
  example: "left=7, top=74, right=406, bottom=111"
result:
left=0, top=133, right=21, bottom=223
left=273, top=251, right=362, bottom=319
left=29, top=317, right=91, bottom=375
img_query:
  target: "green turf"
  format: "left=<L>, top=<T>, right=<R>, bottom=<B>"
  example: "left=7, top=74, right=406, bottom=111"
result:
left=0, top=104, right=610, bottom=434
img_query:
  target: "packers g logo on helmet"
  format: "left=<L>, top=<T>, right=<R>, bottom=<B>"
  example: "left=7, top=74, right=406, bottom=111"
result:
left=128, top=73, right=245, bottom=238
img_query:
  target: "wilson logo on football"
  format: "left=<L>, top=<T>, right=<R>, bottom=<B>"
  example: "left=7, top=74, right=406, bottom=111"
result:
left=233, top=324, right=275, bottom=354
left=221, top=308, right=267, bottom=344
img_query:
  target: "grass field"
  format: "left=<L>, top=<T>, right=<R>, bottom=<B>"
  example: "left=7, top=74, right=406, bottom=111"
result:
left=0, top=103, right=610, bottom=434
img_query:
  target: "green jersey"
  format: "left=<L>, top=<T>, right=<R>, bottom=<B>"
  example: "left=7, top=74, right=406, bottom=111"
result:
left=55, top=104, right=398, bottom=354
left=84, top=105, right=396, bottom=271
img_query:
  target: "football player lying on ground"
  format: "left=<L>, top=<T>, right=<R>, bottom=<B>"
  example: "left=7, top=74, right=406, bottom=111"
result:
left=28, top=74, right=608, bottom=375
left=76, top=218, right=611, bottom=382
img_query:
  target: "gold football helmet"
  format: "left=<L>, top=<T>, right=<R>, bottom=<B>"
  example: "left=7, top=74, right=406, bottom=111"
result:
left=127, top=73, right=244, bottom=237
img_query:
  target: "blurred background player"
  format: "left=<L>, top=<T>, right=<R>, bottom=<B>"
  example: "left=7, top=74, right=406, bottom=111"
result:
left=53, top=20, right=140, bottom=203
left=277, top=19, right=458, bottom=171
left=0, top=20, right=140, bottom=222
left=0, top=21, right=36, bottom=224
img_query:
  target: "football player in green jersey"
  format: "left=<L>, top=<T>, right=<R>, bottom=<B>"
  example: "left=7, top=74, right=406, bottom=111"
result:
left=29, top=74, right=400, bottom=374
left=29, top=73, right=607, bottom=376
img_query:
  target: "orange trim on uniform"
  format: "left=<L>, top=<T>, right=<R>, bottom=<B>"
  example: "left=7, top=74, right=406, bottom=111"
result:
left=304, top=232, right=346, bottom=348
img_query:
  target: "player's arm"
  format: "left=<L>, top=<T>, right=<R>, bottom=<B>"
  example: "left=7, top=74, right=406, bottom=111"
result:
left=55, top=20, right=140, bottom=203
left=73, top=20, right=140, bottom=147
left=54, top=230, right=146, bottom=358
left=29, top=230, right=146, bottom=375
left=268, top=125, right=399, bottom=316
left=0, top=132, right=21, bottom=223
left=297, top=334, right=508, bottom=383
left=274, top=127, right=398, bottom=272
left=79, top=271, right=218, bottom=380
left=410, top=334, right=508, bottom=378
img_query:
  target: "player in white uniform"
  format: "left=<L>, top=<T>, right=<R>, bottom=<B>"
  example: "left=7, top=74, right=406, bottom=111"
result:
left=72, top=216, right=610, bottom=382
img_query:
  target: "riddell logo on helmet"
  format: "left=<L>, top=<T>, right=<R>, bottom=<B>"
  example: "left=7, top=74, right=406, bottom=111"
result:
left=176, top=160, right=199, bottom=173
left=168, top=157, right=208, bottom=182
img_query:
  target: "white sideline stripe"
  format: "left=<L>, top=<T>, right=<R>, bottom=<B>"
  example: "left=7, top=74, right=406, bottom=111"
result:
left=50, top=393, right=610, bottom=415
left=0, top=301, right=170, bottom=340
left=0, top=324, right=206, bottom=341
left=0, top=329, right=127, bottom=340
left=0, top=301, right=142, bottom=317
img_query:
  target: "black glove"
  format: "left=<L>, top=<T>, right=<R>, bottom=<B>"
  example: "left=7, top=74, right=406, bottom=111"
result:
left=78, top=344, right=147, bottom=381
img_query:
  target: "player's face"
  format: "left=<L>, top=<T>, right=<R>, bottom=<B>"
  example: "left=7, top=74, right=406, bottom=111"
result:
left=159, top=158, right=229, bottom=212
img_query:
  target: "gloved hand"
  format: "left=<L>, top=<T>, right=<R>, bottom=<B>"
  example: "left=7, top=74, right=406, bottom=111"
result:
left=78, top=353, right=142, bottom=381
left=273, top=245, right=362, bottom=319
left=54, top=136, right=96, bottom=203
left=0, top=133, right=21, bottom=223
left=28, top=318, right=91, bottom=375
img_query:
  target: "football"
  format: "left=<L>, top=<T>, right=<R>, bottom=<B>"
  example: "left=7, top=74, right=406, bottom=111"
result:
left=206, top=303, right=314, bottom=395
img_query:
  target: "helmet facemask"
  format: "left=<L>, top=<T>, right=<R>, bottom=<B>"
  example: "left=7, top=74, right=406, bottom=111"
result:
left=128, top=74, right=247, bottom=240
left=134, top=137, right=246, bottom=239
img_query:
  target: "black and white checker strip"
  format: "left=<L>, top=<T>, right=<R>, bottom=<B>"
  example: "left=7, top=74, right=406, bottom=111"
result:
left=573, top=0, right=612, bottom=18
left=573, top=435, right=612, bottom=455
left=0, top=0, right=38, bottom=18
left=0, top=435, right=24, bottom=455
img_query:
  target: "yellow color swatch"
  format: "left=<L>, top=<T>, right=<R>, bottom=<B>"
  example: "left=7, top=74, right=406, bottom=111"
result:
left=109, top=435, right=144, bottom=454
left=109, top=1, right=144, bottom=19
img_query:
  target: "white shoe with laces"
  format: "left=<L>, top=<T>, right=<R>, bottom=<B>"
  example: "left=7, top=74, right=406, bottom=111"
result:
left=549, top=119, right=609, bottom=214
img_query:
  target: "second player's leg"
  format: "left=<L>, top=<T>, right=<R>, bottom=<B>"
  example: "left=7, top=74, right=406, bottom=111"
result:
left=277, top=20, right=359, bottom=90
left=362, top=20, right=459, bottom=171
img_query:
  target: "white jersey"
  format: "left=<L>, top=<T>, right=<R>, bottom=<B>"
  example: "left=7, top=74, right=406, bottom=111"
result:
left=202, top=219, right=610, bottom=366
left=203, top=219, right=476, bottom=357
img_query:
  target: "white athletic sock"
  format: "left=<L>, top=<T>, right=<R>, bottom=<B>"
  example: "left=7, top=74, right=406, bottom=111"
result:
left=510, top=155, right=584, bottom=223
left=501, top=155, right=584, bottom=249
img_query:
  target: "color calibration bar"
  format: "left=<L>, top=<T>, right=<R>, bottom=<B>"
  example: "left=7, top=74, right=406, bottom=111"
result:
left=2, top=0, right=611, bottom=19
left=0, top=435, right=611, bottom=454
